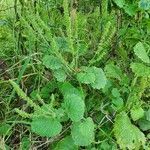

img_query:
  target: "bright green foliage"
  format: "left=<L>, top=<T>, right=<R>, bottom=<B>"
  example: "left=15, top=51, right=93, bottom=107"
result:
left=71, top=117, right=95, bottom=146
left=64, top=94, right=85, bottom=122
left=131, top=107, right=145, bottom=121
left=77, top=67, right=96, bottom=84
left=1, top=0, right=150, bottom=149
left=20, top=137, right=31, bottom=150
left=113, top=0, right=125, bottom=8
left=114, top=112, right=146, bottom=149
left=31, top=116, right=62, bottom=137
left=130, top=63, right=150, bottom=77
left=53, top=69, right=67, bottom=82
left=134, top=42, right=150, bottom=63
left=105, top=64, right=123, bottom=80
left=0, top=123, right=11, bottom=135
left=60, top=83, right=85, bottom=122
left=77, top=67, right=107, bottom=89
left=145, top=109, right=150, bottom=121
left=42, top=55, right=63, bottom=70
left=90, top=67, right=107, bottom=89
left=54, top=136, right=78, bottom=150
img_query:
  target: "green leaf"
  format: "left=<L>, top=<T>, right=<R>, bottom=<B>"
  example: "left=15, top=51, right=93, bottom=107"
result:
left=20, top=137, right=31, bottom=150
left=54, top=136, right=78, bottom=150
left=145, top=109, right=150, bottom=121
left=60, top=82, right=84, bottom=100
left=90, top=67, right=107, bottom=90
left=130, top=63, right=150, bottom=77
left=131, top=107, right=145, bottom=121
left=138, top=119, right=150, bottom=131
left=134, top=42, right=150, bottom=63
left=42, top=55, right=63, bottom=70
left=113, top=0, right=125, bottom=8
left=111, top=88, right=120, bottom=98
left=53, top=69, right=67, bottom=82
left=77, top=67, right=96, bottom=84
left=0, top=123, right=11, bottom=136
left=112, top=97, right=124, bottom=111
left=139, top=0, right=150, bottom=10
left=71, top=117, right=95, bottom=146
left=40, top=81, right=57, bottom=99
left=77, top=67, right=107, bottom=89
left=114, top=112, right=146, bottom=149
left=105, top=64, right=122, bottom=80
left=124, top=4, right=137, bottom=16
left=64, top=94, right=85, bottom=122
left=31, top=116, right=62, bottom=137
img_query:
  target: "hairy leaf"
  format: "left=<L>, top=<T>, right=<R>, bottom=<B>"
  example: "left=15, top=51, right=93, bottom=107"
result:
left=64, top=94, right=85, bottom=122
left=134, top=42, right=150, bottom=63
left=90, top=67, right=107, bottom=89
left=131, top=107, right=145, bottom=121
left=114, top=112, right=146, bottom=149
left=130, top=63, right=150, bottom=77
left=54, top=136, right=78, bottom=150
left=31, top=116, right=62, bottom=137
left=43, top=55, right=63, bottom=70
left=71, top=117, right=95, bottom=146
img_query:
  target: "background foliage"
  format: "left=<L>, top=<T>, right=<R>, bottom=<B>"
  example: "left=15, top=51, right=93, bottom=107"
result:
left=0, top=0, right=150, bottom=149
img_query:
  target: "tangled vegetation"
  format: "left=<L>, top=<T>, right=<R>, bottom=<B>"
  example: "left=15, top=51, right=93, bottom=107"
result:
left=0, top=0, right=150, bottom=149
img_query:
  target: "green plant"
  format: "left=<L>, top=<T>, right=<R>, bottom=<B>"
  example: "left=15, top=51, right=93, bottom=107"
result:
left=0, top=0, right=150, bottom=149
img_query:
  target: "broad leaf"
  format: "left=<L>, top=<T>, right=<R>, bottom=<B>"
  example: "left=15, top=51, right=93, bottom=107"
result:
left=138, top=119, right=150, bottom=131
left=64, top=94, right=85, bottom=122
left=131, top=107, right=145, bottom=121
left=114, top=112, right=146, bottom=149
left=71, top=117, right=95, bottom=146
left=130, top=63, right=150, bottom=77
left=105, top=64, right=122, bottom=80
left=113, top=0, right=125, bottom=8
left=31, top=116, right=62, bottom=137
left=54, top=136, right=78, bottom=150
left=60, top=82, right=84, bottom=99
left=77, top=67, right=96, bottom=84
left=0, top=123, right=11, bottom=135
left=53, top=69, right=67, bottom=82
left=134, top=42, right=150, bottom=63
left=42, top=55, right=63, bottom=70
left=90, top=67, right=107, bottom=89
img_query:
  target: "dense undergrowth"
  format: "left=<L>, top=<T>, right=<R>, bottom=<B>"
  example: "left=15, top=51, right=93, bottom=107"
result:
left=0, top=0, right=150, bottom=149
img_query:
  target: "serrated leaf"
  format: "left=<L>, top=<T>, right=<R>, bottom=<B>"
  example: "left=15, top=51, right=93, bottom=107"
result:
left=90, top=67, right=107, bottom=89
left=114, top=112, right=146, bottom=149
left=131, top=107, right=145, bottom=121
left=71, top=117, right=95, bottom=146
left=31, top=116, right=62, bottom=137
left=54, top=136, right=78, bottom=150
left=134, top=42, right=150, bottom=63
left=113, top=0, right=125, bottom=8
left=77, top=67, right=96, bottom=84
left=53, top=69, right=67, bottom=82
left=130, top=63, right=150, bottom=77
left=42, top=55, right=63, bottom=70
left=64, top=94, right=85, bottom=122
left=105, top=64, right=122, bottom=80
left=77, top=67, right=107, bottom=89
left=60, top=82, right=84, bottom=99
